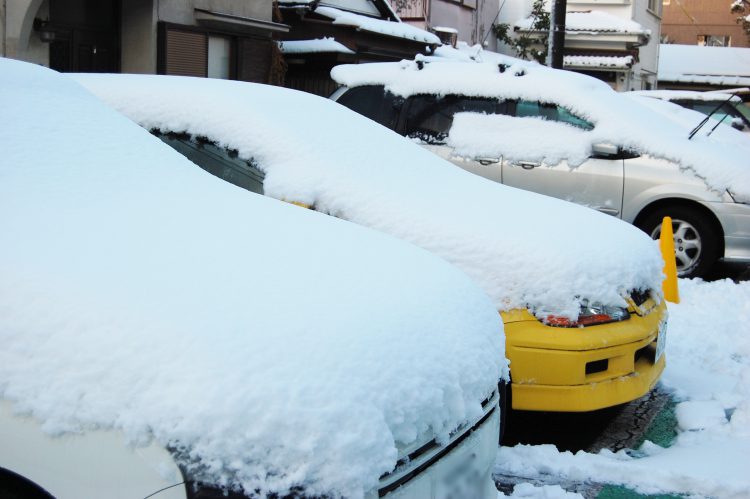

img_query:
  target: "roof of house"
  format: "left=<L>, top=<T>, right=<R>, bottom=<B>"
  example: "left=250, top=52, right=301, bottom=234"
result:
left=515, top=10, right=649, bottom=35
left=658, top=44, right=750, bottom=86
left=279, top=37, right=355, bottom=54
left=563, top=54, right=634, bottom=70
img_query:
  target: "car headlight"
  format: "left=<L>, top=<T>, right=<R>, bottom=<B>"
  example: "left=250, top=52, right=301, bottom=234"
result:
left=543, top=299, right=630, bottom=328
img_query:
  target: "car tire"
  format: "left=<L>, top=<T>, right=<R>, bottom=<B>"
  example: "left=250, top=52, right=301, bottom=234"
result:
left=0, top=470, right=54, bottom=499
left=638, top=206, right=719, bottom=278
left=498, top=379, right=510, bottom=445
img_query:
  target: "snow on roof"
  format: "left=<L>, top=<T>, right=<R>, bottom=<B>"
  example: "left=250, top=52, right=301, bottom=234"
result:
left=314, top=6, right=440, bottom=44
left=279, top=37, right=355, bottom=54
left=564, top=54, right=634, bottom=69
left=516, top=10, right=649, bottom=35
left=331, top=60, right=750, bottom=202
left=658, top=44, right=750, bottom=86
left=0, top=58, right=506, bottom=497
left=76, top=72, right=664, bottom=319
left=630, top=89, right=744, bottom=103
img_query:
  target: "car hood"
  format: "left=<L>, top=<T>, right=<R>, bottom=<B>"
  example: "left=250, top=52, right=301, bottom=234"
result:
left=0, top=58, right=505, bottom=498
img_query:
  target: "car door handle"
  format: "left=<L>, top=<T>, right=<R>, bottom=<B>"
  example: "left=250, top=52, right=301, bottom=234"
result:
left=475, top=157, right=500, bottom=165
left=510, top=161, right=541, bottom=170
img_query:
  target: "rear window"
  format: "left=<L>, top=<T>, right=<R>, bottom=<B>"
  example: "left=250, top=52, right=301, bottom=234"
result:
left=336, top=85, right=402, bottom=130
left=515, top=100, right=594, bottom=131
left=404, top=95, right=508, bottom=144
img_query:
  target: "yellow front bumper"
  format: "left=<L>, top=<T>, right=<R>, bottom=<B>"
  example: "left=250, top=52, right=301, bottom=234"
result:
left=502, top=300, right=667, bottom=412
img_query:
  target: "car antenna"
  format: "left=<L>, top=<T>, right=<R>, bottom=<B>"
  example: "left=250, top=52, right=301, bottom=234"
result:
left=688, top=92, right=738, bottom=140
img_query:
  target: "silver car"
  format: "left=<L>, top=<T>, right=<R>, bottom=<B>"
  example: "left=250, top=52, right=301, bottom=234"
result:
left=331, top=80, right=750, bottom=278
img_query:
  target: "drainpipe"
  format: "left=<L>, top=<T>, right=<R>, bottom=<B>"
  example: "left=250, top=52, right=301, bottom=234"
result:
left=547, top=0, right=566, bottom=69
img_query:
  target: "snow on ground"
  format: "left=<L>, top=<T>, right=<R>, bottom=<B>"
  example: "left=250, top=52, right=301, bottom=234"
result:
left=74, top=72, right=663, bottom=320
left=332, top=58, right=750, bottom=202
left=496, top=279, right=750, bottom=498
left=1, top=58, right=506, bottom=497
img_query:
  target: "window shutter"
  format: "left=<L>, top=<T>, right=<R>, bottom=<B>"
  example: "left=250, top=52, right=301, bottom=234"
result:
left=237, top=38, right=272, bottom=83
left=165, top=29, right=207, bottom=77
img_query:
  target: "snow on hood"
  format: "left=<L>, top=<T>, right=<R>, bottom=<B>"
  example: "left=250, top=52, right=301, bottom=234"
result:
left=74, top=72, right=663, bottom=318
left=0, top=58, right=506, bottom=497
left=331, top=59, right=750, bottom=202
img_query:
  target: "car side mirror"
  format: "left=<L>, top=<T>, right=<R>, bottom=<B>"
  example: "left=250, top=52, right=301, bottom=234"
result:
left=731, top=118, right=746, bottom=131
left=592, top=143, right=619, bottom=157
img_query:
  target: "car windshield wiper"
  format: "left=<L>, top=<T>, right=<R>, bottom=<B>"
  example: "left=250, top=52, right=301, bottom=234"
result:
left=688, top=92, right=738, bottom=140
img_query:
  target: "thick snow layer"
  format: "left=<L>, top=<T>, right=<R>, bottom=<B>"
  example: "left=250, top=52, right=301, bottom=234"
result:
left=448, top=113, right=592, bottom=167
left=497, top=279, right=750, bottom=498
left=630, top=89, right=744, bottom=103
left=0, top=58, right=507, bottom=497
left=279, top=37, right=355, bottom=54
left=516, top=10, right=648, bottom=34
left=659, top=44, right=750, bottom=86
left=75, top=72, right=663, bottom=319
left=563, top=55, right=633, bottom=69
left=331, top=60, right=750, bottom=201
left=314, top=6, right=440, bottom=44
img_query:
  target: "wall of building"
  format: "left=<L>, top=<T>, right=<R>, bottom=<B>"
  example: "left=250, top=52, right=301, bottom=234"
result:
left=662, top=0, right=748, bottom=47
left=631, top=0, right=661, bottom=88
left=2, top=0, right=48, bottom=64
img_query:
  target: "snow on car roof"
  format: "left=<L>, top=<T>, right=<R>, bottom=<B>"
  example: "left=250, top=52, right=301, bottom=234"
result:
left=331, top=59, right=750, bottom=202
left=658, top=44, right=750, bottom=86
left=75, top=72, right=663, bottom=319
left=0, top=58, right=506, bottom=497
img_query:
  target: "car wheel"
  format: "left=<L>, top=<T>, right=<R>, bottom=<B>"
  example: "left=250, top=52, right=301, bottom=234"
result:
left=0, top=470, right=54, bottom=499
left=639, top=206, right=719, bottom=278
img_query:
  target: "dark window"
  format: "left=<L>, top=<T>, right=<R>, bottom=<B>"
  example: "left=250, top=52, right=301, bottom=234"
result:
left=515, top=100, right=594, bottom=131
left=336, top=86, right=402, bottom=130
left=154, top=132, right=265, bottom=195
left=403, top=95, right=507, bottom=144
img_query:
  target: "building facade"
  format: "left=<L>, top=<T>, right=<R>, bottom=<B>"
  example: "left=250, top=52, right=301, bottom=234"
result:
left=661, top=0, right=749, bottom=48
left=496, top=0, right=662, bottom=91
left=387, top=0, right=499, bottom=50
left=2, top=0, right=289, bottom=84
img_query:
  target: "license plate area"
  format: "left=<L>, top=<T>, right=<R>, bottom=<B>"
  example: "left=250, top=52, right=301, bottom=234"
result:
left=655, top=317, right=667, bottom=362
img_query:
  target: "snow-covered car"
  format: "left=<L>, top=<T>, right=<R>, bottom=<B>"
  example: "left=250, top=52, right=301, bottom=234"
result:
left=0, top=58, right=506, bottom=498
left=330, top=57, right=750, bottom=279
left=74, top=73, right=669, bottom=416
left=630, top=89, right=750, bottom=136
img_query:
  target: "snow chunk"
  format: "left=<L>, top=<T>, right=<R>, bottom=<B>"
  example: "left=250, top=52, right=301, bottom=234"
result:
left=448, top=113, right=593, bottom=167
left=279, top=37, right=355, bottom=54
left=675, top=401, right=727, bottom=431
left=75, top=72, right=664, bottom=318
left=331, top=60, right=750, bottom=202
left=1, top=58, right=506, bottom=497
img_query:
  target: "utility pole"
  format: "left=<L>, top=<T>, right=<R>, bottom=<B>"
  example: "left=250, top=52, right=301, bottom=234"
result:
left=547, top=0, right=567, bottom=69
